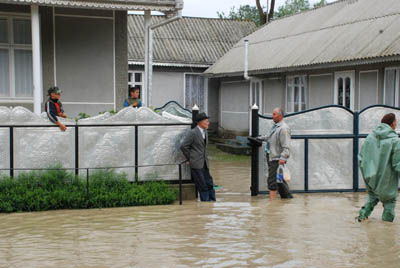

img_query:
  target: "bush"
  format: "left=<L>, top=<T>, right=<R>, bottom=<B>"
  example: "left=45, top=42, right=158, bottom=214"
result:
left=0, top=168, right=177, bottom=213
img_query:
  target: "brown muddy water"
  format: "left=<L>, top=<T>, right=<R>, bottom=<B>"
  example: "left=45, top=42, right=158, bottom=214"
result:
left=1, top=160, right=400, bottom=268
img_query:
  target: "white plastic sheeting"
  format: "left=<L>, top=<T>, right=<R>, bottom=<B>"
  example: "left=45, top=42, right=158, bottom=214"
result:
left=259, top=106, right=354, bottom=191
left=259, top=107, right=353, bottom=136
left=359, top=106, right=400, bottom=134
left=0, top=106, right=191, bottom=181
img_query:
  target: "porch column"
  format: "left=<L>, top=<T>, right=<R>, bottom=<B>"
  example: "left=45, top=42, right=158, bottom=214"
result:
left=143, top=10, right=151, bottom=107
left=31, top=4, right=42, bottom=115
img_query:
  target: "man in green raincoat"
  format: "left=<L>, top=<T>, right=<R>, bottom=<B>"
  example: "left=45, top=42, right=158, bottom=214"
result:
left=358, top=113, right=400, bottom=222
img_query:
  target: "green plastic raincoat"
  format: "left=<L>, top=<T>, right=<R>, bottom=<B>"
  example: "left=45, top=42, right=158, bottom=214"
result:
left=358, top=123, right=400, bottom=221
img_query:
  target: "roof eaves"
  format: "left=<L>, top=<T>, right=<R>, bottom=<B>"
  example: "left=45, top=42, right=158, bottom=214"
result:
left=205, top=55, right=400, bottom=78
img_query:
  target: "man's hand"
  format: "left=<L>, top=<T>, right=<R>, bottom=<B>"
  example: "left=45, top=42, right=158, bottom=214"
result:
left=57, top=121, right=67, bottom=131
left=279, top=159, right=286, bottom=165
left=59, top=112, right=67, bottom=118
left=186, top=161, right=190, bottom=165
left=132, top=102, right=139, bottom=107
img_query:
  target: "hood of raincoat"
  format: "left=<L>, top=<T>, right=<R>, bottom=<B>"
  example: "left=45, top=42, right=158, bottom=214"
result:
left=359, top=123, right=400, bottom=202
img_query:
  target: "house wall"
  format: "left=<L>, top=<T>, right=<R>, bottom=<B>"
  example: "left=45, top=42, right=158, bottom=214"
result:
left=358, top=70, right=378, bottom=110
left=263, top=77, right=284, bottom=115
left=207, top=78, right=219, bottom=131
left=0, top=5, right=127, bottom=118
left=220, top=80, right=249, bottom=133
left=308, top=73, right=333, bottom=109
left=215, top=63, right=400, bottom=134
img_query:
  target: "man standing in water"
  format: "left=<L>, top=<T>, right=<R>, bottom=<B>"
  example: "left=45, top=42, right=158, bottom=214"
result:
left=180, top=112, right=216, bottom=202
left=358, top=113, right=400, bottom=222
left=263, top=108, right=292, bottom=200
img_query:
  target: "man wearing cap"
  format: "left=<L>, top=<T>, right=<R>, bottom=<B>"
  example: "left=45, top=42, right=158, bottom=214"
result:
left=45, top=86, right=67, bottom=131
left=180, top=112, right=216, bottom=201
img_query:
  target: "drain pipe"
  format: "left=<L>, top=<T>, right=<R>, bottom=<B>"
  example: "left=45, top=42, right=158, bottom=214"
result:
left=144, top=9, right=182, bottom=107
left=244, top=39, right=253, bottom=80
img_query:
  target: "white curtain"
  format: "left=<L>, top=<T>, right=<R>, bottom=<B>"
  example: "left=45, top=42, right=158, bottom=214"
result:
left=14, top=49, right=33, bottom=97
left=0, top=49, right=10, bottom=97
left=185, top=74, right=205, bottom=111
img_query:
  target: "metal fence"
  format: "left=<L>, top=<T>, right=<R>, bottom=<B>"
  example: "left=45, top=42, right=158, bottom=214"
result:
left=249, top=104, right=400, bottom=196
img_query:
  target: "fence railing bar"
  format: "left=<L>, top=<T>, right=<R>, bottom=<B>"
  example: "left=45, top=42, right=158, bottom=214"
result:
left=304, top=138, right=309, bottom=192
left=0, top=123, right=191, bottom=128
left=9, top=126, right=14, bottom=177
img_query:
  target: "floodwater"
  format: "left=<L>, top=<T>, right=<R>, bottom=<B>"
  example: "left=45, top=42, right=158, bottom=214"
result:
left=1, top=160, right=400, bottom=268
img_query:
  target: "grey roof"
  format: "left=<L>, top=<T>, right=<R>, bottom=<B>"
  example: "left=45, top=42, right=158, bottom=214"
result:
left=205, top=0, right=400, bottom=77
left=0, top=0, right=183, bottom=11
left=128, top=15, right=257, bottom=67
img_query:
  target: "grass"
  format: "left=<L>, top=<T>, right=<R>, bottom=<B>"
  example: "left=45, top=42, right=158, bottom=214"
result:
left=208, top=144, right=250, bottom=162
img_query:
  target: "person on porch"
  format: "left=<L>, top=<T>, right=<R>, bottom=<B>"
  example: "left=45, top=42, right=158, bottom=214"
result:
left=45, top=86, right=67, bottom=131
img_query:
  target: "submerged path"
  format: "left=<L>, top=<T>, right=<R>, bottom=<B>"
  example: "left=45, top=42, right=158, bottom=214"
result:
left=0, top=155, right=399, bottom=267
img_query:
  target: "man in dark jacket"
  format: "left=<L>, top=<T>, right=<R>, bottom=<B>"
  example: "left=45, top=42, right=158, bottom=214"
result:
left=44, top=86, right=67, bottom=131
left=180, top=112, right=216, bottom=201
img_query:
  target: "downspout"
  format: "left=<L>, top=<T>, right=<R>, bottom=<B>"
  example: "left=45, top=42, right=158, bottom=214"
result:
left=244, top=39, right=253, bottom=81
left=144, top=9, right=182, bottom=107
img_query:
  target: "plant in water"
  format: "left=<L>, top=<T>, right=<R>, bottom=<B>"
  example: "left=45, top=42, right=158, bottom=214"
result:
left=0, top=167, right=177, bottom=213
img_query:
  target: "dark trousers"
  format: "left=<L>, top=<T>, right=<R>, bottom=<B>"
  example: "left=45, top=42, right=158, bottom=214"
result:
left=191, top=166, right=216, bottom=202
left=267, top=154, right=292, bottom=198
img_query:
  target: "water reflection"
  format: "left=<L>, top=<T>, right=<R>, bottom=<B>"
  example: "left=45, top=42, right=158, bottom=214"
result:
left=0, top=160, right=399, bottom=267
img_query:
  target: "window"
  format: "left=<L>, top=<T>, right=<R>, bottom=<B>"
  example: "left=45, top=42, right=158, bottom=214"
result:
left=286, top=75, right=307, bottom=113
left=384, top=68, right=400, bottom=106
left=128, top=71, right=143, bottom=97
left=185, top=74, right=207, bottom=112
left=0, top=16, right=32, bottom=98
left=334, top=71, right=354, bottom=110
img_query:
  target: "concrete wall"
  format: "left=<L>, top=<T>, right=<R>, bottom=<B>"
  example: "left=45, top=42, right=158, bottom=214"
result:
left=152, top=71, right=184, bottom=107
left=359, top=70, right=379, bottom=110
left=207, top=78, right=219, bottom=131
left=308, top=74, right=333, bottom=109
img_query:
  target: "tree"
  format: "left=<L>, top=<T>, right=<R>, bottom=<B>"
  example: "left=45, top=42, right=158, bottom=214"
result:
left=217, top=0, right=276, bottom=26
left=313, top=0, right=328, bottom=8
left=217, top=0, right=329, bottom=25
left=275, top=0, right=310, bottom=18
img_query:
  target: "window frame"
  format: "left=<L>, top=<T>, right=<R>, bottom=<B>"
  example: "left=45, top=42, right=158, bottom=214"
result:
left=286, top=75, right=307, bottom=113
left=0, top=14, right=32, bottom=100
left=334, top=71, right=355, bottom=110
left=128, top=70, right=144, bottom=97
left=383, top=67, right=400, bottom=107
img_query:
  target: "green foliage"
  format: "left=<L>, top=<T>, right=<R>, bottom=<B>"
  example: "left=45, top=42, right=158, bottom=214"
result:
left=75, top=112, right=91, bottom=122
left=0, top=168, right=176, bottom=213
left=313, top=0, right=328, bottom=8
left=217, top=5, right=263, bottom=26
left=217, top=0, right=329, bottom=25
left=276, top=0, right=310, bottom=17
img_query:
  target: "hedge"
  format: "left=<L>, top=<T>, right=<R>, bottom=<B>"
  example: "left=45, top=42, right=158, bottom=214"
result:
left=0, top=168, right=177, bottom=213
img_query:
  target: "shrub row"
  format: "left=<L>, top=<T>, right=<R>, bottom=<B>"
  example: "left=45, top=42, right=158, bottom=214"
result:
left=0, top=169, right=177, bottom=213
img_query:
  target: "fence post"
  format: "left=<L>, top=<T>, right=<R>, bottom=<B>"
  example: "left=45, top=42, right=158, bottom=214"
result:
left=75, top=125, right=79, bottom=176
left=86, top=168, right=90, bottom=203
left=304, top=138, right=309, bottom=192
left=135, top=125, right=139, bottom=182
left=191, top=104, right=199, bottom=129
left=179, top=163, right=182, bottom=205
left=9, top=126, right=14, bottom=177
left=251, top=104, right=259, bottom=196
left=353, top=112, right=359, bottom=192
